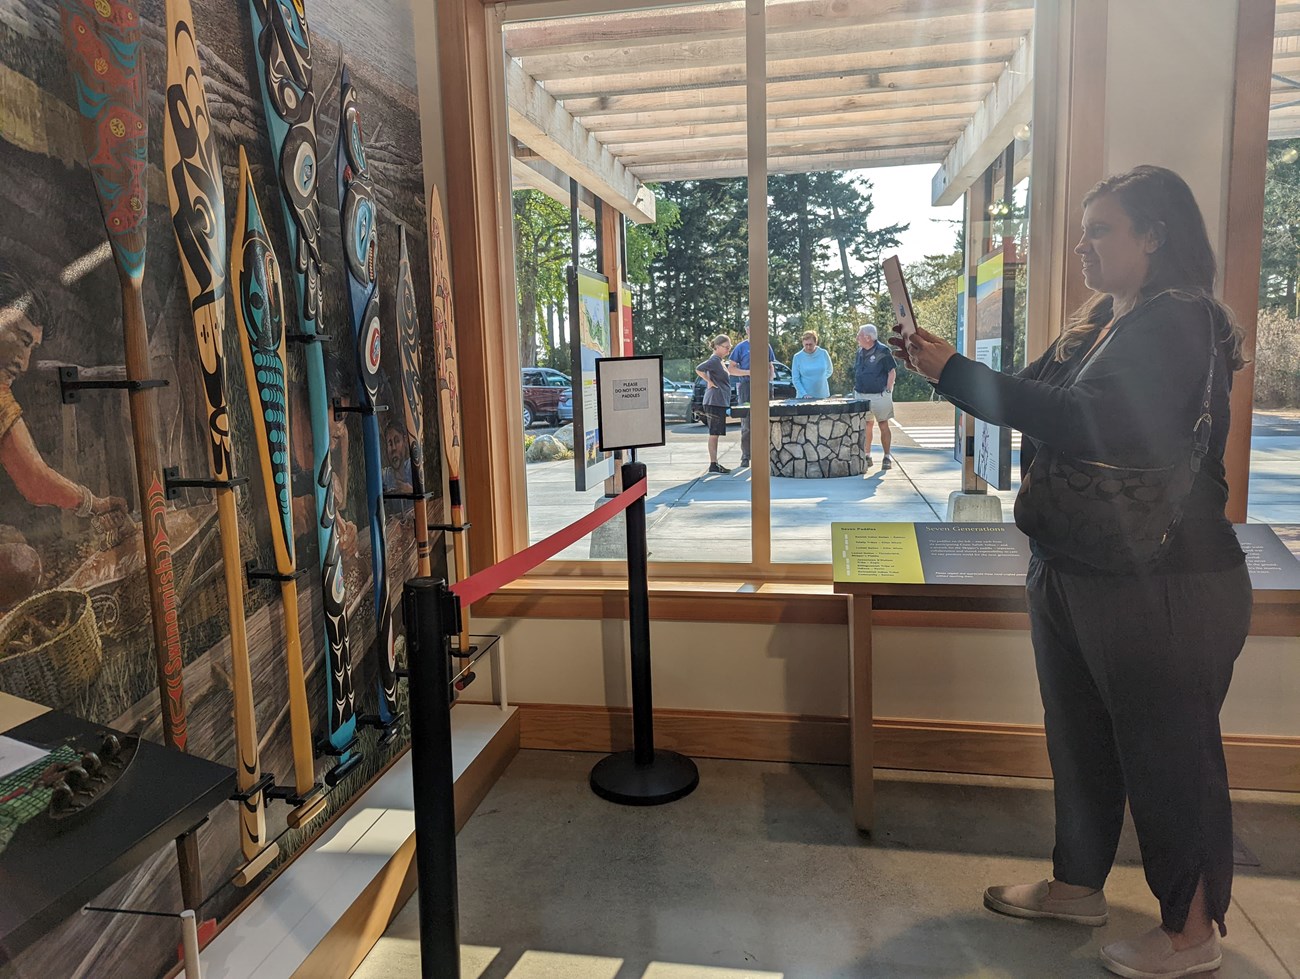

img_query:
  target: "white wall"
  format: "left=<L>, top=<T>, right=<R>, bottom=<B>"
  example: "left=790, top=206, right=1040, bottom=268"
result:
left=470, top=616, right=1300, bottom=738
left=1104, top=0, right=1239, bottom=269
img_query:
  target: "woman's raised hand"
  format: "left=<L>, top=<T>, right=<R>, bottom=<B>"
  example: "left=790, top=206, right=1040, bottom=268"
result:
left=903, top=327, right=958, bottom=382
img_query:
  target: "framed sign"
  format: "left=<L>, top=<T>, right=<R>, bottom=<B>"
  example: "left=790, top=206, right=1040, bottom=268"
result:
left=596, top=355, right=665, bottom=451
left=567, top=264, right=616, bottom=490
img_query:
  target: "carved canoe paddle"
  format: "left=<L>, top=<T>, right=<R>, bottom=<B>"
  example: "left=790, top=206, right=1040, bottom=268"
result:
left=336, top=68, right=399, bottom=732
left=248, top=0, right=361, bottom=783
left=231, top=148, right=324, bottom=828
left=60, top=0, right=200, bottom=906
left=394, top=225, right=432, bottom=578
left=428, top=186, right=474, bottom=661
left=164, top=0, right=280, bottom=880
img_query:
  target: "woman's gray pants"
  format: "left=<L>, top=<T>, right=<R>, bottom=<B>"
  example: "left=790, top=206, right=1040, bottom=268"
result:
left=1026, top=557, right=1252, bottom=934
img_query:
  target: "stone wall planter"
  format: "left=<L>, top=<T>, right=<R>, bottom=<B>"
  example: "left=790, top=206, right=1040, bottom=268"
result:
left=736, top=397, right=871, bottom=478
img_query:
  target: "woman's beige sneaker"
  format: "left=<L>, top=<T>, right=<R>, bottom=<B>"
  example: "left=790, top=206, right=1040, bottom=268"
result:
left=1100, top=926, right=1221, bottom=978
left=983, top=879, right=1109, bottom=925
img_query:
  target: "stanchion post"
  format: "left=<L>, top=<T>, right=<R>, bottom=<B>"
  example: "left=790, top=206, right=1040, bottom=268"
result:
left=180, top=909, right=201, bottom=979
left=403, top=578, right=460, bottom=979
left=625, top=461, right=654, bottom=766
left=589, top=463, right=699, bottom=806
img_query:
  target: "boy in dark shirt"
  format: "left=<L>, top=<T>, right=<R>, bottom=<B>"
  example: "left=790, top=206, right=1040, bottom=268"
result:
left=696, top=334, right=736, bottom=474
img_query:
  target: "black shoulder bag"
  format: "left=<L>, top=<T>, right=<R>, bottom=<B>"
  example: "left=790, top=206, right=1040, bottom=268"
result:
left=1012, top=299, right=1218, bottom=574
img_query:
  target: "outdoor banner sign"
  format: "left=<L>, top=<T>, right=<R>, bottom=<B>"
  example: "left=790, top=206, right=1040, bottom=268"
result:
left=596, top=355, right=666, bottom=451
left=953, top=268, right=967, bottom=464
left=620, top=282, right=633, bottom=356
left=568, top=264, right=616, bottom=490
left=973, top=248, right=1014, bottom=490
left=832, top=522, right=1300, bottom=590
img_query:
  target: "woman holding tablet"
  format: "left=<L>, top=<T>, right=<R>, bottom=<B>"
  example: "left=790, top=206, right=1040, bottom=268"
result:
left=899, top=165, right=1249, bottom=979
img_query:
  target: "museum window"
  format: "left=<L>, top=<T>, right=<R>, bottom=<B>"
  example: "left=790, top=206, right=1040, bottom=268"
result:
left=478, top=1, right=1295, bottom=581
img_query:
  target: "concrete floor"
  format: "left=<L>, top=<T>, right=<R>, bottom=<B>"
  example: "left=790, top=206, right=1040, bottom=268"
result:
left=354, top=751, right=1300, bottom=978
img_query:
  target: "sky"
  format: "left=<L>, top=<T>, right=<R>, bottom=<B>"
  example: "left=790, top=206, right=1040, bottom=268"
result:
left=850, top=163, right=965, bottom=266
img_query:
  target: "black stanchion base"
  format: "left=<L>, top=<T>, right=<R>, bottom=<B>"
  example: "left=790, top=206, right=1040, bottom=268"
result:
left=589, top=750, right=699, bottom=807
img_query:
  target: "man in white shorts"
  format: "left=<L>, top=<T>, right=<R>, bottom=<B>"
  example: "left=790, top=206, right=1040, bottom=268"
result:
left=853, top=324, right=897, bottom=471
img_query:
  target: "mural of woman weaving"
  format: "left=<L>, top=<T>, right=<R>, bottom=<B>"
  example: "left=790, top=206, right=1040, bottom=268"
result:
left=0, top=269, right=128, bottom=612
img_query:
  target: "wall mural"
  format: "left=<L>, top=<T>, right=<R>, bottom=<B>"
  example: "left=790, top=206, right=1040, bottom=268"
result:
left=0, top=0, right=443, bottom=972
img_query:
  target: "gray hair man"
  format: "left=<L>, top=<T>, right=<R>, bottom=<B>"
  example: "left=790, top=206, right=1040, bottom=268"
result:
left=853, top=324, right=897, bottom=471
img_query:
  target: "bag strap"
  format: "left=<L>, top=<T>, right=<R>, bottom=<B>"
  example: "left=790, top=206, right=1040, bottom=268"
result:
left=1190, top=301, right=1219, bottom=474
left=1068, top=292, right=1220, bottom=474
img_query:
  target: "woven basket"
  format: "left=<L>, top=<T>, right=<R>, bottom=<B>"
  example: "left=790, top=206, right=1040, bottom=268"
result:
left=0, top=589, right=102, bottom=709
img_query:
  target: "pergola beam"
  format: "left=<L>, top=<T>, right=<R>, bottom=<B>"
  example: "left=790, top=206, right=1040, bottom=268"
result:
left=608, top=120, right=962, bottom=162
left=516, top=12, right=1032, bottom=82
left=510, top=154, right=598, bottom=221
left=634, top=144, right=949, bottom=182
left=932, top=32, right=1034, bottom=206
left=503, top=0, right=1033, bottom=57
left=558, top=64, right=1005, bottom=115
left=506, top=59, right=656, bottom=223
left=594, top=107, right=979, bottom=145
left=539, top=39, right=1023, bottom=100
left=578, top=88, right=988, bottom=132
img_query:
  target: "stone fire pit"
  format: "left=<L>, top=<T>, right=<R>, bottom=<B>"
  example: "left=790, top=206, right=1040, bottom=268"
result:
left=734, top=397, right=871, bottom=477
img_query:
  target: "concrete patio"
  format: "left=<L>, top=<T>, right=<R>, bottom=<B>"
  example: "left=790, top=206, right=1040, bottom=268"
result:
left=525, top=404, right=1300, bottom=565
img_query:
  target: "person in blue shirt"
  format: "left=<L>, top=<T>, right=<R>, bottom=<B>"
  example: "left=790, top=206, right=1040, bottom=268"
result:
left=790, top=330, right=832, bottom=399
left=730, top=318, right=774, bottom=468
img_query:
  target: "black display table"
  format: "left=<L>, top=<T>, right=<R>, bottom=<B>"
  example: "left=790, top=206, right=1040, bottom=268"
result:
left=0, top=705, right=235, bottom=962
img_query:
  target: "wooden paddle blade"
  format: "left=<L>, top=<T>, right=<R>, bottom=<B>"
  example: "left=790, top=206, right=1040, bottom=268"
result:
left=395, top=226, right=431, bottom=576
left=250, top=0, right=359, bottom=759
left=164, top=0, right=233, bottom=483
left=232, top=148, right=295, bottom=574
left=337, top=67, right=398, bottom=725
left=428, top=186, right=464, bottom=493
left=60, top=0, right=148, bottom=285
left=249, top=0, right=323, bottom=331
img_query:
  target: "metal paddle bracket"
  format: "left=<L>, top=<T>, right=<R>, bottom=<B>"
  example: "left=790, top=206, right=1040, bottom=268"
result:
left=228, top=772, right=276, bottom=805
left=357, top=712, right=403, bottom=748
left=244, top=561, right=311, bottom=589
left=163, top=468, right=250, bottom=501
left=384, top=490, right=438, bottom=502
left=286, top=331, right=330, bottom=344
left=332, top=398, right=389, bottom=420
left=58, top=366, right=168, bottom=405
left=318, top=733, right=364, bottom=788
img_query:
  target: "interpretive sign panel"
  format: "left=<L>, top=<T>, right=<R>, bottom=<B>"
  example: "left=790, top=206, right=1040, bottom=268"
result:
left=833, top=522, right=1300, bottom=590
left=568, top=265, right=616, bottom=490
left=832, top=523, right=1030, bottom=585
left=597, top=355, right=666, bottom=451
left=973, top=249, right=1013, bottom=490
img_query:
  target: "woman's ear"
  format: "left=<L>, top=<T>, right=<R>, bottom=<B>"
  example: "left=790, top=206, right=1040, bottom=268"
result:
left=1145, top=220, right=1167, bottom=254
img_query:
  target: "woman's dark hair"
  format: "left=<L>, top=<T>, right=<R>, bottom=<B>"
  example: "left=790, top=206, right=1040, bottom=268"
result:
left=0, top=267, right=50, bottom=330
left=1058, top=165, right=1244, bottom=369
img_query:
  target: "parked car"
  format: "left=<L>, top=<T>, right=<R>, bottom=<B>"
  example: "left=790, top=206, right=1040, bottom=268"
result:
left=663, top=379, right=693, bottom=421
left=521, top=367, right=571, bottom=428
left=557, top=388, right=573, bottom=424
left=690, top=362, right=797, bottom=425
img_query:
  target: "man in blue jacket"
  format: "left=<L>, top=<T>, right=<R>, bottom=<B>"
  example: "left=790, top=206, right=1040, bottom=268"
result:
left=730, top=318, right=774, bottom=468
left=854, top=324, right=897, bottom=470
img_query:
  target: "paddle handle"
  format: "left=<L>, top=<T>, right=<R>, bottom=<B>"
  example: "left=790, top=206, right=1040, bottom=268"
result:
left=216, top=490, right=266, bottom=859
left=120, top=283, right=188, bottom=751
left=279, top=577, right=316, bottom=796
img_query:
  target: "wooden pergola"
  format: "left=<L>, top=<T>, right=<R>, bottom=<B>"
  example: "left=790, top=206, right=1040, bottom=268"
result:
left=505, top=0, right=1300, bottom=225
left=504, top=0, right=1031, bottom=223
